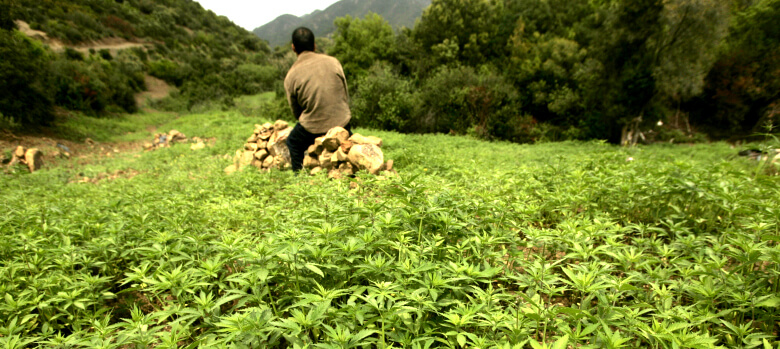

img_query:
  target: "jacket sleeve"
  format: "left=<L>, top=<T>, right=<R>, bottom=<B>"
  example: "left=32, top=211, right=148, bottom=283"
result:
left=284, top=75, right=303, bottom=120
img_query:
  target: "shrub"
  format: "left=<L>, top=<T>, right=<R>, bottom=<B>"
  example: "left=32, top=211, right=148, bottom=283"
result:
left=0, top=30, right=54, bottom=126
left=352, top=63, right=416, bottom=132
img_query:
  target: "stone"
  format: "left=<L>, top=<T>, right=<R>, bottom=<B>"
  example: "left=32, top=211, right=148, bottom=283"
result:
left=245, top=143, right=259, bottom=151
left=247, top=134, right=259, bottom=143
left=319, top=149, right=334, bottom=170
left=24, top=148, right=43, bottom=172
left=262, top=122, right=274, bottom=131
left=273, top=156, right=291, bottom=170
left=251, top=158, right=264, bottom=169
left=254, top=149, right=269, bottom=161
left=348, top=144, right=384, bottom=175
left=168, top=130, right=186, bottom=142
left=349, top=133, right=383, bottom=147
left=338, top=162, right=356, bottom=176
left=190, top=142, right=206, bottom=150
left=340, top=140, right=353, bottom=153
left=224, top=165, right=238, bottom=175
left=233, top=149, right=243, bottom=168
left=269, top=127, right=292, bottom=147
left=303, top=155, right=320, bottom=169
left=314, top=136, right=325, bottom=148
left=311, top=167, right=323, bottom=175
left=307, top=143, right=323, bottom=156
left=14, top=146, right=26, bottom=158
left=274, top=120, right=289, bottom=131
left=256, top=140, right=268, bottom=150
left=268, top=138, right=291, bottom=168
left=328, top=168, right=343, bottom=179
left=85, top=138, right=95, bottom=145
left=322, top=127, right=349, bottom=151
left=238, top=150, right=255, bottom=169
left=334, top=147, right=349, bottom=162
left=143, top=142, right=154, bottom=151
left=262, top=155, right=274, bottom=168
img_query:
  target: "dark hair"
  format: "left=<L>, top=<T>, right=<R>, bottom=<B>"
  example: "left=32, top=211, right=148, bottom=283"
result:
left=292, top=27, right=315, bottom=54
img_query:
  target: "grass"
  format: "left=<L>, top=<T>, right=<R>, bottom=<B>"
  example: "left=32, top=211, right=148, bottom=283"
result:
left=2, top=99, right=779, bottom=348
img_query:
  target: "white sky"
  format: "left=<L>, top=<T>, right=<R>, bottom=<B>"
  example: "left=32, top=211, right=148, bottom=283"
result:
left=195, top=0, right=342, bottom=31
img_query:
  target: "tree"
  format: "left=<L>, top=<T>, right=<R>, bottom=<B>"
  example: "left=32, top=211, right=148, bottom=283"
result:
left=329, top=13, right=397, bottom=87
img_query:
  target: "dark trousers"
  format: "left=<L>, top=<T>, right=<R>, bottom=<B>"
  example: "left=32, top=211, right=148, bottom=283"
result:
left=287, top=122, right=352, bottom=172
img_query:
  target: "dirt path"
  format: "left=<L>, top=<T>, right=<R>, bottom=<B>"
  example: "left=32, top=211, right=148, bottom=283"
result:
left=135, top=75, right=174, bottom=106
left=14, top=20, right=148, bottom=54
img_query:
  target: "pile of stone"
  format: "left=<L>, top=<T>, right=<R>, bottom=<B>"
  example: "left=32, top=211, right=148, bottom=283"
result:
left=303, top=127, right=394, bottom=179
left=225, top=120, right=292, bottom=174
left=225, top=120, right=395, bottom=178
left=5, top=146, right=43, bottom=173
left=143, top=130, right=188, bottom=151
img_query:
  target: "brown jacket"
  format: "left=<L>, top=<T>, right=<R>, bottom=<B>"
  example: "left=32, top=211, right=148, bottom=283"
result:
left=284, top=51, right=351, bottom=134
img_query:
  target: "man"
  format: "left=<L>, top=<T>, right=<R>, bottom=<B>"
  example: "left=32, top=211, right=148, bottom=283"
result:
left=284, top=27, right=352, bottom=172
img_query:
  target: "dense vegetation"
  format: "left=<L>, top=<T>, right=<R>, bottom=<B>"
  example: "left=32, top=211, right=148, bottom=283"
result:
left=330, top=0, right=780, bottom=143
left=2, top=107, right=780, bottom=347
left=0, top=0, right=276, bottom=128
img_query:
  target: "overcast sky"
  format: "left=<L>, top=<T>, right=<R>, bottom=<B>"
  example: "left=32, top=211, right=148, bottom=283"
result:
left=195, top=0, right=342, bottom=31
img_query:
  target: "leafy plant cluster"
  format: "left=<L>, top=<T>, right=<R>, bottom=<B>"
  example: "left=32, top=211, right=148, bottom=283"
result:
left=1, top=108, right=779, bottom=347
left=331, top=0, right=780, bottom=143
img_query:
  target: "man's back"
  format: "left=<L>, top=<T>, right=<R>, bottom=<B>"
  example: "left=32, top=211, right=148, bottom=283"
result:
left=284, top=51, right=351, bottom=134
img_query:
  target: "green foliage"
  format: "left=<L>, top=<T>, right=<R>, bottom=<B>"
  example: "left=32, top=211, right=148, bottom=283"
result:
left=329, top=13, right=398, bottom=86
left=2, top=103, right=780, bottom=347
left=352, top=63, right=416, bottom=131
left=0, top=30, right=54, bottom=126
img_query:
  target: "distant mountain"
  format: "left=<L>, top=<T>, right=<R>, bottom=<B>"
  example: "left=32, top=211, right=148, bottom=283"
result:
left=254, top=0, right=432, bottom=47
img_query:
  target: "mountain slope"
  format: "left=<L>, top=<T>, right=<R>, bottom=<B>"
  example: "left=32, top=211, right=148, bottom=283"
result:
left=253, top=0, right=431, bottom=47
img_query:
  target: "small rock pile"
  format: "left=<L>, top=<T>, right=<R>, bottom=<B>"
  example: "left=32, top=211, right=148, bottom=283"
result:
left=226, top=121, right=395, bottom=178
left=225, top=120, right=292, bottom=174
left=303, top=127, right=394, bottom=179
left=5, top=146, right=43, bottom=173
left=143, top=130, right=188, bottom=151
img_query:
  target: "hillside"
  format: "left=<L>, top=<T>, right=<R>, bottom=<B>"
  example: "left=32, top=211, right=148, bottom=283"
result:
left=253, top=0, right=432, bottom=47
left=1, top=0, right=275, bottom=128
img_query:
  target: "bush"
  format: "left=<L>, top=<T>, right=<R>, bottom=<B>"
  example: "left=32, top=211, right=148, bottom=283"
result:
left=0, top=30, right=54, bottom=126
left=352, top=63, right=416, bottom=131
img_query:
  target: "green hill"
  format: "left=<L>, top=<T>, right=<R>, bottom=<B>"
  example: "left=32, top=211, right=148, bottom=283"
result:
left=1, top=0, right=277, bottom=128
left=253, top=0, right=432, bottom=47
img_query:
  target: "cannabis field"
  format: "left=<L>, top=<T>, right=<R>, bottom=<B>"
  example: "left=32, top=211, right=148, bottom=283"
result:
left=2, top=109, right=780, bottom=348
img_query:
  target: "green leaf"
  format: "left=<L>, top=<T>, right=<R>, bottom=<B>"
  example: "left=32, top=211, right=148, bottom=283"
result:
left=305, top=263, right=324, bottom=278
left=457, top=333, right=467, bottom=347
left=552, top=335, right=569, bottom=349
left=756, top=296, right=780, bottom=308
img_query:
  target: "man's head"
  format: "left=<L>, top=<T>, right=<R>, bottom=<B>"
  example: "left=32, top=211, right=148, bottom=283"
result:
left=292, top=27, right=315, bottom=54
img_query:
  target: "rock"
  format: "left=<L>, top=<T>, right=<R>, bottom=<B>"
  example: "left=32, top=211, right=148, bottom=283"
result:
left=257, top=140, right=268, bottom=150
left=224, top=165, right=238, bottom=175
left=328, top=168, right=343, bottom=179
left=322, top=127, right=349, bottom=151
left=24, top=148, right=43, bottom=172
left=273, top=156, right=291, bottom=170
left=254, top=149, right=269, bottom=161
left=349, top=134, right=383, bottom=147
left=247, top=134, right=259, bottom=143
left=340, top=140, right=353, bottom=153
left=233, top=149, right=243, bottom=167
left=334, top=147, right=349, bottom=162
left=348, top=144, right=384, bottom=175
left=384, top=159, right=394, bottom=172
left=168, top=130, right=186, bottom=142
left=268, top=137, right=291, bottom=168
left=190, top=142, right=206, bottom=150
left=338, top=162, right=356, bottom=176
left=251, top=158, right=264, bottom=169
left=245, top=143, right=259, bottom=151
left=269, top=127, right=292, bottom=147
left=262, top=122, right=274, bottom=131
left=143, top=142, right=154, bottom=151
left=85, top=138, right=95, bottom=145
left=274, top=120, right=289, bottom=131
left=238, top=150, right=254, bottom=169
left=14, top=146, right=26, bottom=158
left=314, top=136, right=325, bottom=148
left=262, top=155, right=274, bottom=168
left=303, top=155, right=320, bottom=169
left=311, top=167, right=323, bottom=175
left=319, top=149, right=334, bottom=170
left=307, top=143, right=323, bottom=156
